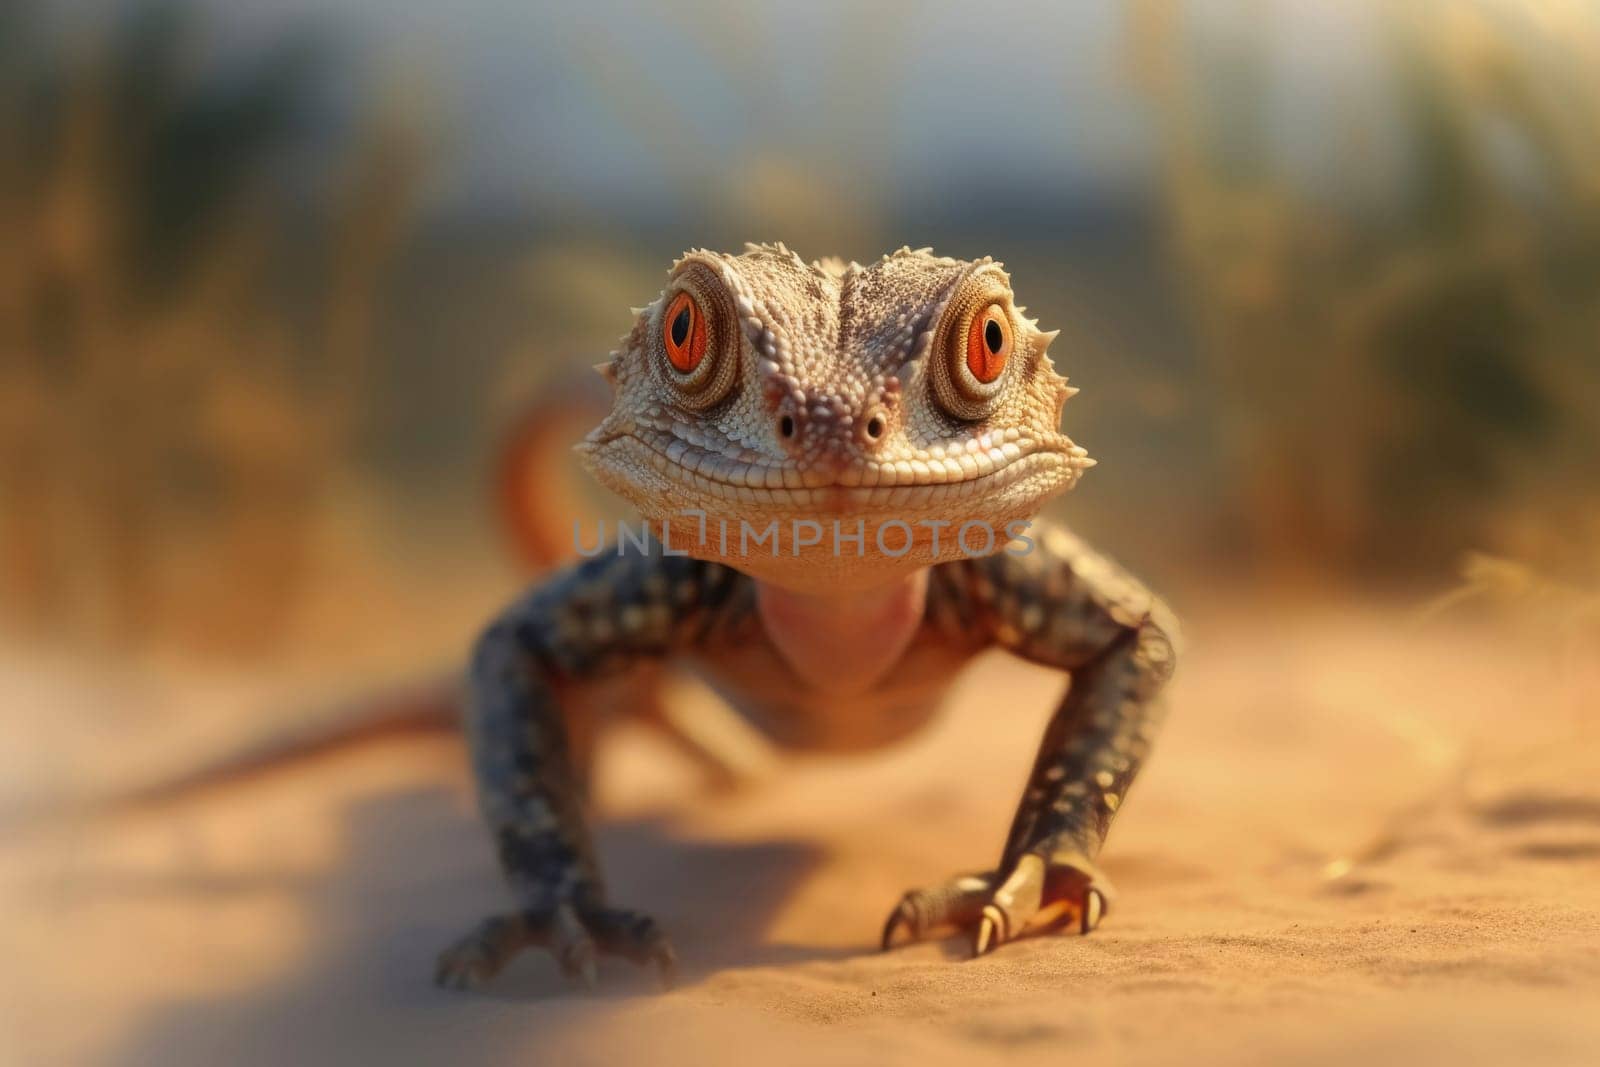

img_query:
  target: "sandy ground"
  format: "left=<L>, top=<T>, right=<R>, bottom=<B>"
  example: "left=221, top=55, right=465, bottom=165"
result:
left=3, top=600, right=1599, bottom=1067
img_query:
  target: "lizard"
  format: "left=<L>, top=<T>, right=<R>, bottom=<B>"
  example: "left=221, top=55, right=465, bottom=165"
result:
left=434, top=243, right=1181, bottom=991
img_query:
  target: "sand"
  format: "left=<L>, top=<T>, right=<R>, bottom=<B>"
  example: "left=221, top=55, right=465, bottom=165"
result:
left=3, top=599, right=1598, bottom=1066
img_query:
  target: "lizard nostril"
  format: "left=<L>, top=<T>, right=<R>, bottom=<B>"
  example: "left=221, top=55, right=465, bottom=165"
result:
left=779, top=415, right=796, bottom=440
left=859, top=405, right=891, bottom=448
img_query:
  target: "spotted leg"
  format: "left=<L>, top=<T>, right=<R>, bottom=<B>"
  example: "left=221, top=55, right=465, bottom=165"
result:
left=883, top=525, right=1179, bottom=956
left=436, top=544, right=748, bottom=991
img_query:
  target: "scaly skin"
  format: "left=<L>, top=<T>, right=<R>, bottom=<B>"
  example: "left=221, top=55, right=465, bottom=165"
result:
left=436, top=245, right=1180, bottom=990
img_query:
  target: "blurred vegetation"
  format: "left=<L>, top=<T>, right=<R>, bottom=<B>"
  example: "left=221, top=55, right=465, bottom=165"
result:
left=0, top=2, right=420, bottom=658
left=1133, top=0, right=1600, bottom=583
left=2, top=0, right=1598, bottom=674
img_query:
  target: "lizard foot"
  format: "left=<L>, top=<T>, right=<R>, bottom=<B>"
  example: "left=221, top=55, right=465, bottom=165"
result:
left=880, top=852, right=1113, bottom=957
left=435, top=904, right=676, bottom=991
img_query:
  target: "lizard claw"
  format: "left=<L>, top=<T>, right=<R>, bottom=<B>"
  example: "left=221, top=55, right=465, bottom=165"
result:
left=435, top=914, right=525, bottom=990
left=974, top=907, right=1000, bottom=956
left=589, top=907, right=678, bottom=990
left=879, top=871, right=998, bottom=951
left=1082, top=885, right=1106, bottom=934
left=880, top=903, right=912, bottom=951
left=435, top=903, right=677, bottom=992
left=970, top=855, right=1043, bottom=957
left=882, top=853, right=1115, bottom=958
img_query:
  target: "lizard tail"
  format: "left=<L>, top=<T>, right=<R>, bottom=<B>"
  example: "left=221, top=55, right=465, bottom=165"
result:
left=493, top=369, right=612, bottom=572
left=109, top=675, right=462, bottom=812
left=103, top=369, right=772, bottom=806
left=100, top=370, right=614, bottom=810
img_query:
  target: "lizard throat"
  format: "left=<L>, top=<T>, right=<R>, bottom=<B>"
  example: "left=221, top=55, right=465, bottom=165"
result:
left=754, top=571, right=930, bottom=695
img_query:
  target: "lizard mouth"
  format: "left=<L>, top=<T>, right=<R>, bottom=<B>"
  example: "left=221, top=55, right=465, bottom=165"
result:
left=587, top=430, right=1084, bottom=513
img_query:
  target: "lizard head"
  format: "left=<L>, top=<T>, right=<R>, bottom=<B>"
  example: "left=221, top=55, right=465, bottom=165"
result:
left=578, top=244, right=1091, bottom=592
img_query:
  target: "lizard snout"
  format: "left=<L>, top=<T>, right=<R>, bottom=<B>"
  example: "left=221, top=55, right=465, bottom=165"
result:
left=772, top=396, right=894, bottom=470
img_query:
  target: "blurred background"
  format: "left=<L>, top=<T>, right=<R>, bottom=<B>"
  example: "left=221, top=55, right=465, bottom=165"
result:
left=2, top=0, right=1599, bottom=800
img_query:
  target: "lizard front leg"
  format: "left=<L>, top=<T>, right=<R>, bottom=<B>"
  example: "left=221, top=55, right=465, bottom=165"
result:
left=883, top=526, right=1179, bottom=956
left=436, top=547, right=746, bottom=990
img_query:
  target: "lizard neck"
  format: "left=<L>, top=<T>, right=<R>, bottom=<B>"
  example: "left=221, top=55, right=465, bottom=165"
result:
left=754, top=570, right=930, bottom=697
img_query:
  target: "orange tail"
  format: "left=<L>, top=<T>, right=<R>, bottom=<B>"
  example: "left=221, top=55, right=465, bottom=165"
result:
left=494, top=369, right=613, bottom=573
left=103, top=370, right=616, bottom=809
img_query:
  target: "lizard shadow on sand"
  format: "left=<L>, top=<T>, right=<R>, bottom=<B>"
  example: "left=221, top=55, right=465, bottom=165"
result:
left=109, top=780, right=849, bottom=1066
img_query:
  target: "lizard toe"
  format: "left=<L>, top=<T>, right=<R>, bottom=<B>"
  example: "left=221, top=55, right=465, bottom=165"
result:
left=971, top=854, right=1115, bottom=955
left=435, top=914, right=526, bottom=991
left=881, top=853, right=1116, bottom=958
left=435, top=904, right=677, bottom=992
left=879, top=871, right=998, bottom=951
left=584, top=906, right=679, bottom=990
left=971, top=854, right=1045, bottom=957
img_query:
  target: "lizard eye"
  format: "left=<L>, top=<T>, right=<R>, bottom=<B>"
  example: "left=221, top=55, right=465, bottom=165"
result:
left=663, top=291, right=707, bottom=373
left=966, top=304, right=1011, bottom=384
left=930, top=288, right=1016, bottom=420
left=653, top=277, right=739, bottom=409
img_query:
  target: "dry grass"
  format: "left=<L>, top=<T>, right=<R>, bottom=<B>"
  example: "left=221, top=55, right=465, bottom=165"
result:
left=0, top=9, right=422, bottom=661
left=1129, top=0, right=1600, bottom=579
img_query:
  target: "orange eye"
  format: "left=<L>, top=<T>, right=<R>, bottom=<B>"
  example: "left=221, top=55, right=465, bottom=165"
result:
left=663, top=291, right=707, bottom=373
left=965, top=304, right=1011, bottom=384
